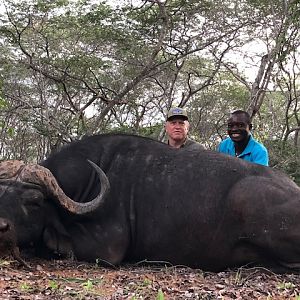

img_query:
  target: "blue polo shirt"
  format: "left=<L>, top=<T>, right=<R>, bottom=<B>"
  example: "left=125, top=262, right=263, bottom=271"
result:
left=218, top=135, right=269, bottom=166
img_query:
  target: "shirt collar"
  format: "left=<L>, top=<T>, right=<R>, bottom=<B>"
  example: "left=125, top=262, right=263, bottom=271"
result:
left=237, top=135, right=255, bottom=157
left=167, top=138, right=188, bottom=148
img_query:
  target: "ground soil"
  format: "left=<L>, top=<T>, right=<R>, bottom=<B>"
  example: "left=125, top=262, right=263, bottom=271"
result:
left=0, top=258, right=300, bottom=299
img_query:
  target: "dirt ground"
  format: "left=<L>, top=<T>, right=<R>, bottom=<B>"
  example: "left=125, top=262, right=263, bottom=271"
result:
left=0, top=257, right=300, bottom=299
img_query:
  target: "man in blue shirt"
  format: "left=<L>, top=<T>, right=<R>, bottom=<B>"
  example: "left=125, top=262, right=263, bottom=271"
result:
left=218, top=110, right=269, bottom=166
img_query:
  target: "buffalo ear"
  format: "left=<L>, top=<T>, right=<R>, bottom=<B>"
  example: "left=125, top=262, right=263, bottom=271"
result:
left=40, top=223, right=73, bottom=258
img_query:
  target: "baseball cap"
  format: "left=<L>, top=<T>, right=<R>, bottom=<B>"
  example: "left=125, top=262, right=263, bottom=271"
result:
left=166, top=107, right=188, bottom=121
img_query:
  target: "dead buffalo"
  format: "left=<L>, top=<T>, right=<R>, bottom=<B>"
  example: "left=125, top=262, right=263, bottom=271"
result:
left=0, top=133, right=299, bottom=272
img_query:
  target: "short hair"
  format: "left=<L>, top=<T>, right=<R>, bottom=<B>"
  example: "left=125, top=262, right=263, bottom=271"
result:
left=230, top=110, right=251, bottom=124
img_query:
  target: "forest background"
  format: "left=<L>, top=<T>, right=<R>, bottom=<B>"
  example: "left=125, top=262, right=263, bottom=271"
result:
left=0, top=0, right=300, bottom=182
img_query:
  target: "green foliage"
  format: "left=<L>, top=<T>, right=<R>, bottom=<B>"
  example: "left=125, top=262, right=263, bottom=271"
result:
left=7, top=127, right=15, bottom=138
left=48, top=280, right=59, bottom=290
left=266, top=139, right=300, bottom=185
left=0, top=98, right=8, bottom=109
left=105, top=123, right=163, bottom=140
left=0, top=0, right=299, bottom=172
left=35, top=0, right=70, bottom=12
left=0, top=258, right=13, bottom=267
left=156, top=289, right=165, bottom=300
left=82, top=279, right=94, bottom=291
left=246, top=0, right=285, bottom=13
left=234, top=268, right=242, bottom=285
left=142, top=278, right=152, bottom=286
left=188, top=70, right=250, bottom=147
left=276, top=281, right=296, bottom=290
left=137, top=124, right=163, bottom=139
left=20, top=282, right=33, bottom=292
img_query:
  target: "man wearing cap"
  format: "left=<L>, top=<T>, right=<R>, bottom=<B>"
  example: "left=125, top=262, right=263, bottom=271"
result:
left=165, top=107, right=204, bottom=150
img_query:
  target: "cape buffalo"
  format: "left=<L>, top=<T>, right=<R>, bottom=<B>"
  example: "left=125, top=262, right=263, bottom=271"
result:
left=0, top=133, right=300, bottom=272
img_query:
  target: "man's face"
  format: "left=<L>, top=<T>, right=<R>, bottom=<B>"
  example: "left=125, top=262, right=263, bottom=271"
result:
left=165, top=117, right=189, bottom=142
left=227, top=114, right=251, bottom=143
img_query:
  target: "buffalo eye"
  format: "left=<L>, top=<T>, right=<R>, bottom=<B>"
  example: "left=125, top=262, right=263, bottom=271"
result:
left=21, top=189, right=44, bottom=210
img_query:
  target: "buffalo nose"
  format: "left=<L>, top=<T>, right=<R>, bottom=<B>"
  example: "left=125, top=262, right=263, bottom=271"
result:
left=0, top=218, right=9, bottom=232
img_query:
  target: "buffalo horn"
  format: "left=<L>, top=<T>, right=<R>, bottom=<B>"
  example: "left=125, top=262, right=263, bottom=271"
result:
left=0, top=159, right=110, bottom=214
